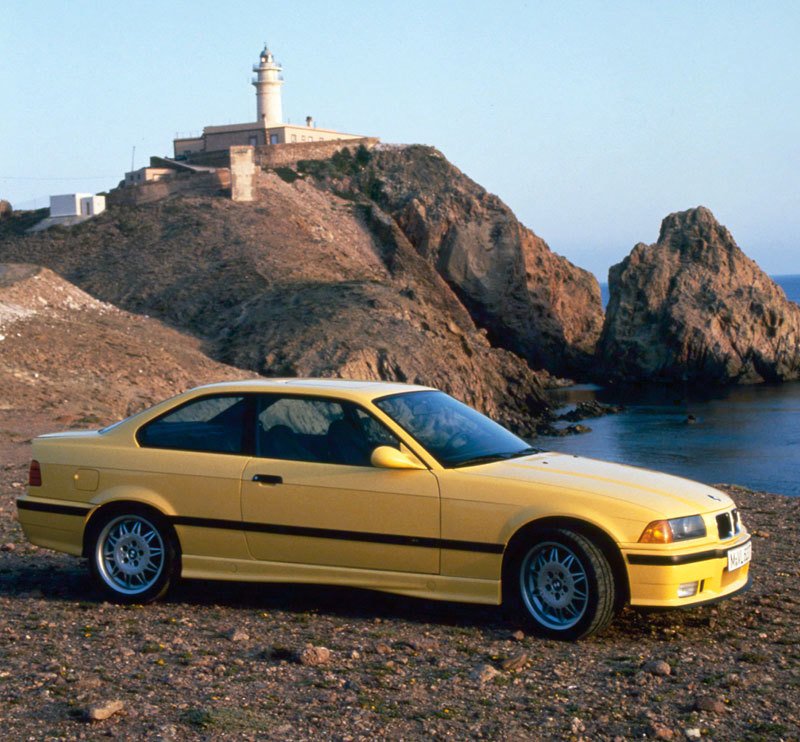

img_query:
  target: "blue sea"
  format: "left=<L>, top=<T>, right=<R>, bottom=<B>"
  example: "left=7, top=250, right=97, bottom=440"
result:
left=547, top=276, right=800, bottom=496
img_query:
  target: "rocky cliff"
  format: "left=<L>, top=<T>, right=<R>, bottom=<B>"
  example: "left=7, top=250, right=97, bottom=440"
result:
left=297, top=145, right=603, bottom=374
left=599, top=207, right=800, bottom=384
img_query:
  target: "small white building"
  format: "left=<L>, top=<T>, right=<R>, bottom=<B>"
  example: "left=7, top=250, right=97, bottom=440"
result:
left=49, top=193, right=106, bottom=217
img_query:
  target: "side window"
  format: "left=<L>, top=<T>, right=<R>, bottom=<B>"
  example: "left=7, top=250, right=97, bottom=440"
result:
left=353, top=408, right=399, bottom=449
left=138, top=396, right=248, bottom=454
left=254, top=396, right=399, bottom=467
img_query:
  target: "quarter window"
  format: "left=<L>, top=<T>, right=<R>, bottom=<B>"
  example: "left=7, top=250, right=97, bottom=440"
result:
left=137, top=395, right=248, bottom=455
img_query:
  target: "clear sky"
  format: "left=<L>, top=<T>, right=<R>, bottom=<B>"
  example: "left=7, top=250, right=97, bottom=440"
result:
left=2, top=0, right=798, bottom=281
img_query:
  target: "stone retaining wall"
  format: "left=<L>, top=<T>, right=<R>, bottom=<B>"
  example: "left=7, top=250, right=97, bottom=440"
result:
left=107, top=171, right=231, bottom=206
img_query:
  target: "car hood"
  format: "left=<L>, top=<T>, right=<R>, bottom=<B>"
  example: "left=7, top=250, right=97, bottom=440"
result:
left=469, top=452, right=733, bottom=517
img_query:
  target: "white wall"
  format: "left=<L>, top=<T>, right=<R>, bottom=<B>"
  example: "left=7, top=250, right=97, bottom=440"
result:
left=80, top=195, right=106, bottom=216
left=50, top=193, right=90, bottom=217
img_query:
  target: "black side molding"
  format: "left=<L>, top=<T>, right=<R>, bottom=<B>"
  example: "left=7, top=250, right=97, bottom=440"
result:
left=16, top=499, right=91, bottom=517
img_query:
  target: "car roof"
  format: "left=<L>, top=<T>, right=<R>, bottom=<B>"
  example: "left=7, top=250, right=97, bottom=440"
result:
left=187, top=378, right=434, bottom=402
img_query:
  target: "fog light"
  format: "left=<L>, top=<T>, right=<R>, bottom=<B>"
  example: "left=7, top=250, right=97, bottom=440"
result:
left=678, top=581, right=699, bottom=598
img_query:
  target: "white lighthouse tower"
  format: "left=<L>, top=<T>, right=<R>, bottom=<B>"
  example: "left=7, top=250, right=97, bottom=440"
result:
left=252, top=44, right=283, bottom=127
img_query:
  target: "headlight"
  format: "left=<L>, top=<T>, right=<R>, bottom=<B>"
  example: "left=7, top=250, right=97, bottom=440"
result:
left=639, top=515, right=707, bottom=544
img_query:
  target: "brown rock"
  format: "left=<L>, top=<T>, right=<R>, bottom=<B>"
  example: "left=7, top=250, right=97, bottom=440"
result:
left=500, top=652, right=528, bottom=672
left=299, top=646, right=331, bottom=666
left=228, top=628, right=249, bottom=642
left=648, top=724, right=675, bottom=740
left=470, top=663, right=500, bottom=684
left=600, top=206, right=800, bottom=384
left=644, top=659, right=672, bottom=676
left=0, top=200, right=11, bottom=219
left=510, top=630, right=525, bottom=642
left=695, top=697, right=726, bottom=714
left=85, top=699, right=125, bottom=721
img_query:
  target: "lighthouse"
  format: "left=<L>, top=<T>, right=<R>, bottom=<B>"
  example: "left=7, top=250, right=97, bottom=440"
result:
left=252, top=44, right=283, bottom=127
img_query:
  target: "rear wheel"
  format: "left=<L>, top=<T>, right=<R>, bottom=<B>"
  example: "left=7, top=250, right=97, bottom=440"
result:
left=89, top=508, right=178, bottom=603
left=506, top=528, right=616, bottom=640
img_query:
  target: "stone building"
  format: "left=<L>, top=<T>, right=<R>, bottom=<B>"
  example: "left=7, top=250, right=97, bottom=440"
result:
left=173, top=45, right=365, bottom=158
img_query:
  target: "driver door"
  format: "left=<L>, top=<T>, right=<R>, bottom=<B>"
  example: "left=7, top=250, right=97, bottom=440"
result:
left=240, top=394, right=441, bottom=574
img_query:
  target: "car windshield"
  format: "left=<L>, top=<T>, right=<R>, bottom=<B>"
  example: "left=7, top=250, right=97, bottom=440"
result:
left=374, top=390, right=540, bottom=467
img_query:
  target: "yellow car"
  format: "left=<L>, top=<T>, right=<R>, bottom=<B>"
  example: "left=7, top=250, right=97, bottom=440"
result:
left=16, top=379, right=751, bottom=639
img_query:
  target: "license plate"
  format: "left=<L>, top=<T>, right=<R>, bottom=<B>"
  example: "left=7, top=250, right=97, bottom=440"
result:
left=727, top=541, right=752, bottom=571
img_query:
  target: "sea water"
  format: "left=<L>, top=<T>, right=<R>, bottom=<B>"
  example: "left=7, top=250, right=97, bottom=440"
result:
left=546, top=276, right=800, bottom=496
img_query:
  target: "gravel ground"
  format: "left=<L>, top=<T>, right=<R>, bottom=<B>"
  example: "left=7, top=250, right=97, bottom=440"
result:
left=1, top=448, right=798, bottom=740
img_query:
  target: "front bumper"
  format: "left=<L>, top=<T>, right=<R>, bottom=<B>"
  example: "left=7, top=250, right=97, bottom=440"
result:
left=623, top=534, right=752, bottom=608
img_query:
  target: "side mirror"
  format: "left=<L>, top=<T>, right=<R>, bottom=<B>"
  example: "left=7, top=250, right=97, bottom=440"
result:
left=370, top=446, right=426, bottom=470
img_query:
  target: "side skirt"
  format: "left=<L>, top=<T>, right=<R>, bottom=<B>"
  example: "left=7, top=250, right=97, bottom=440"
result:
left=181, top=555, right=501, bottom=606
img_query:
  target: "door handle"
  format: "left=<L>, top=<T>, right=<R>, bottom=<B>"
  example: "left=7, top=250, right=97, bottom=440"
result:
left=252, top=474, right=283, bottom=485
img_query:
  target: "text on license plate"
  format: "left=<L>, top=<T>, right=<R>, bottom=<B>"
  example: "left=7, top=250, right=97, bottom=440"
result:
left=727, top=541, right=752, bottom=571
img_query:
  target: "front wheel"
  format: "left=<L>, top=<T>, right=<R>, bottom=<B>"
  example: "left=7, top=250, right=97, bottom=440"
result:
left=89, top=508, right=179, bottom=603
left=506, top=528, right=616, bottom=640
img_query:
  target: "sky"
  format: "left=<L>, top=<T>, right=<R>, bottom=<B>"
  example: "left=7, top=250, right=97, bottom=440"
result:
left=2, top=0, right=798, bottom=281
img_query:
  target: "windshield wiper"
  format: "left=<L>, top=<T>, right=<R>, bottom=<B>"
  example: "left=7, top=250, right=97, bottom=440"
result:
left=451, top=447, right=542, bottom=468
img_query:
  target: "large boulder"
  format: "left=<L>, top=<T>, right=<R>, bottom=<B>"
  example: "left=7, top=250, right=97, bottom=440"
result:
left=0, top=200, right=12, bottom=219
left=599, top=206, right=800, bottom=384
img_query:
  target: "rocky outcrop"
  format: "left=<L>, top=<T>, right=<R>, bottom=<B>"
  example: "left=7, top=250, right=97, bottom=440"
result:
left=297, top=145, right=603, bottom=374
left=0, top=200, right=11, bottom=219
left=599, top=207, right=800, bottom=384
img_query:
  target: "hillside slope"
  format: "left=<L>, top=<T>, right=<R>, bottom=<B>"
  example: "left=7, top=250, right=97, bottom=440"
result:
left=0, top=165, right=556, bottom=431
left=0, top=263, right=246, bottom=429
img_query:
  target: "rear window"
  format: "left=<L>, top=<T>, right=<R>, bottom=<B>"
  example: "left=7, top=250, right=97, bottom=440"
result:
left=137, top=395, right=249, bottom=455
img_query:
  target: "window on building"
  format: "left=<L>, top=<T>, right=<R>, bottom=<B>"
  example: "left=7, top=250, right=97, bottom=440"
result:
left=270, top=134, right=279, bottom=145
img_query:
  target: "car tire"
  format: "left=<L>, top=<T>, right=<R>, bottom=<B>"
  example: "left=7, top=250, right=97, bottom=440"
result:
left=89, top=507, right=179, bottom=604
left=505, top=528, right=616, bottom=640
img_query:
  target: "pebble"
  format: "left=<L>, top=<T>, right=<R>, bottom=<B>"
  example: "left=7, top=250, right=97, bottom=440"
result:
left=1, top=543, right=15, bottom=552
left=85, top=699, right=125, bottom=721
left=684, top=729, right=702, bottom=740
left=228, top=628, right=249, bottom=642
left=510, top=630, right=525, bottom=642
left=300, top=646, right=331, bottom=666
left=500, top=652, right=528, bottom=672
left=644, top=659, right=672, bottom=676
left=649, top=725, right=674, bottom=740
left=570, top=717, right=585, bottom=734
left=695, top=696, right=725, bottom=714
left=471, top=664, right=500, bottom=685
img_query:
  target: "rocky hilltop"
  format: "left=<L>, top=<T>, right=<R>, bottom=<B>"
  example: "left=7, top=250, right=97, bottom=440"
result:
left=0, top=144, right=594, bottom=431
left=599, top=207, right=800, bottom=384
left=301, top=145, right=603, bottom=373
